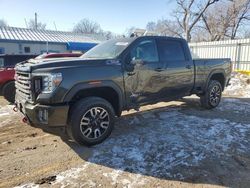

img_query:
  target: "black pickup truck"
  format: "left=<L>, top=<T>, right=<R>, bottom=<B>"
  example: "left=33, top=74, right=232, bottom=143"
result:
left=15, top=36, right=231, bottom=145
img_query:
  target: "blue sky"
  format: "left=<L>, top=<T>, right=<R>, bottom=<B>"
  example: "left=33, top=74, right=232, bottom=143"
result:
left=0, top=0, right=175, bottom=34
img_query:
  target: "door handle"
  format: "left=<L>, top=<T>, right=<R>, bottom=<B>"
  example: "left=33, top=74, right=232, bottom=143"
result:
left=155, top=68, right=164, bottom=72
left=127, top=72, right=136, bottom=76
left=186, top=65, right=192, bottom=69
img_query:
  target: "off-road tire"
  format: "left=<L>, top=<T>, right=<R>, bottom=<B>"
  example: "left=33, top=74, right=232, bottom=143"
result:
left=200, top=80, right=222, bottom=109
left=68, top=97, right=115, bottom=146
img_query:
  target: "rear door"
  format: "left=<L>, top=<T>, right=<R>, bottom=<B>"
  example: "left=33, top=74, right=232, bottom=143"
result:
left=156, top=39, right=194, bottom=98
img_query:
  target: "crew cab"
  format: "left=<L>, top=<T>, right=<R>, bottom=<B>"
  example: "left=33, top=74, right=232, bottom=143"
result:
left=15, top=36, right=231, bottom=145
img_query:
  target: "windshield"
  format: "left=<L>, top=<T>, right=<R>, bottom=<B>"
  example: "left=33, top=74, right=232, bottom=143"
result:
left=81, top=38, right=133, bottom=59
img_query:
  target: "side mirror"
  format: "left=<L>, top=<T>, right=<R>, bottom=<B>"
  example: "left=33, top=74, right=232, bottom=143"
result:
left=124, top=57, right=144, bottom=72
left=131, top=59, right=144, bottom=66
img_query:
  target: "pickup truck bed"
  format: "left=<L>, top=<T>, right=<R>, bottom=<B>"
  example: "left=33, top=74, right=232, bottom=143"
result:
left=193, top=58, right=231, bottom=93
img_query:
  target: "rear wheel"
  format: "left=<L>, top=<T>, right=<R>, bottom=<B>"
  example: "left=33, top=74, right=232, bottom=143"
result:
left=68, top=97, right=115, bottom=146
left=3, top=81, right=15, bottom=103
left=200, top=80, right=222, bottom=109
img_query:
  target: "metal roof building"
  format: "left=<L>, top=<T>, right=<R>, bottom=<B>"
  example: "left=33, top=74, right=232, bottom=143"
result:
left=0, top=27, right=101, bottom=55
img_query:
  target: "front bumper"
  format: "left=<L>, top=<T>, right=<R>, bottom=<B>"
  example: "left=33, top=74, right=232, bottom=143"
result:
left=16, top=99, right=69, bottom=127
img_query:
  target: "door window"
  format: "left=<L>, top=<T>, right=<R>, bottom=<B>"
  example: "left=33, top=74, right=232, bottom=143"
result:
left=158, top=40, right=186, bottom=61
left=130, top=39, right=159, bottom=62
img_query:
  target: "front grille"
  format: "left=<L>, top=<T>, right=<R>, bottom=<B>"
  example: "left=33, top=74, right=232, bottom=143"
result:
left=15, top=71, right=33, bottom=101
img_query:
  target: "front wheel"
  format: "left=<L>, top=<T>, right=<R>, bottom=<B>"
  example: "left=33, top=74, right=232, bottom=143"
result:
left=68, top=97, right=115, bottom=146
left=200, top=80, right=222, bottom=109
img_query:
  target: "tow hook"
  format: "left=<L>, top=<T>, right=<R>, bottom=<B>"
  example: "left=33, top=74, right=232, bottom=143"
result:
left=22, top=117, right=28, bottom=124
left=13, top=106, right=18, bottom=112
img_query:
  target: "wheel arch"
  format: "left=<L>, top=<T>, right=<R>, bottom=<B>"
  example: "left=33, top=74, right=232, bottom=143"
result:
left=63, top=81, right=124, bottom=117
left=206, top=69, right=226, bottom=91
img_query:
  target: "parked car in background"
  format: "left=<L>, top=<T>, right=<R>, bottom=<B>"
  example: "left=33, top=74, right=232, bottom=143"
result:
left=0, top=54, right=37, bottom=103
left=0, top=53, right=83, bottom=103
left=15, top=36, right=231, bottom=145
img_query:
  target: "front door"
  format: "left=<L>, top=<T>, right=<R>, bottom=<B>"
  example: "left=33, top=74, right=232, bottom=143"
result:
left=123, top=38, right=163, bottom=106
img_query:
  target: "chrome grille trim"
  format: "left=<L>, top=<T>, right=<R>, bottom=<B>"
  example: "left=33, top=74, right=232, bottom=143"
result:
left=15, top=71, right=33, bottom=101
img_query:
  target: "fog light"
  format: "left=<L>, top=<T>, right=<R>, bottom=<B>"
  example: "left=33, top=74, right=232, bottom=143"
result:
left=38, top=108, right=48, bottom=124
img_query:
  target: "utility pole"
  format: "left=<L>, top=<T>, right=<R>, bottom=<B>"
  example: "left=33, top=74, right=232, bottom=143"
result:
left=24, top=18, right=28, bottom=28
left=35, top=12, right=38, bottom=29
left=53, top=22, right=57, bottom=31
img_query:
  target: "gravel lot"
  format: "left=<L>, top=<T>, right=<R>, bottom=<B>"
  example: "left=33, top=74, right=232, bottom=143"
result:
left=0, top=73, right=250, bottom=188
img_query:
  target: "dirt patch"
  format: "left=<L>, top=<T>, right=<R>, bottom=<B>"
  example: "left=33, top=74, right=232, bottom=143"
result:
left=0, top=96, right=249, bottom=188
left=0, top=74, right=250, bottom=188
left=35, top=175, right=57, bottom=185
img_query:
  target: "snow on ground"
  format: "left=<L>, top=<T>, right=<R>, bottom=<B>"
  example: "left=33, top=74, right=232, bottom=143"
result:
left=224, top=72, right=250, bottom=97
left=18, top=103, right=250, bottom=187
left=12, top=73, right=250, bottom=187
left=0, top=105, right=13, bottom=116
left=88, top=109, right=249, bottom=178
left=0, top=105, right=17, bottom=127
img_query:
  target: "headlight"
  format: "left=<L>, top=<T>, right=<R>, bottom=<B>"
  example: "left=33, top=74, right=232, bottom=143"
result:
left=35, top=73, right=63, bottom=94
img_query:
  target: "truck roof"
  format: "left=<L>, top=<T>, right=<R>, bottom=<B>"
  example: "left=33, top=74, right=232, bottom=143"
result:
left=131, top=35, right=186, bottom=42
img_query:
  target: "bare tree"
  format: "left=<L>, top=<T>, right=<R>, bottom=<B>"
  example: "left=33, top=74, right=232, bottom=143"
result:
left=243, top=29, right=250, bottom=38
left=173, top=0, right=220, bottom=42
left=28, top=19, right=46, bottom=30
left=146, top=19, right=185, bottom=38
left=157, top=19, right=183, bottom=37
left=201, top=0, right=250, bottom=40
left=146, top=22, right=157, bottom=31
left=73, top=18, right=102, bottom=34
left=228, top=0, right=250, bottom=39
left=0, top=19, right=8, bottom=27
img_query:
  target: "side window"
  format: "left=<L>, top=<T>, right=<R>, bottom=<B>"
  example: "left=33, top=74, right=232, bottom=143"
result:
left=24, top=47, right=31, bottom=53
left=0, top=48, right=4, bottom=54
left=158, top=40, right=186, bottom=61
left=130, top=39, right=159, bottom=62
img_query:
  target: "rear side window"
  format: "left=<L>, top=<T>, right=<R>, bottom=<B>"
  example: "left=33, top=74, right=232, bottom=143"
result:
left=158, top=40, right=186, bottom=61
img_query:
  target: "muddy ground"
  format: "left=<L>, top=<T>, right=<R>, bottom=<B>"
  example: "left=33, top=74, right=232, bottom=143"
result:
left=0, top=94, right=249, bottom=188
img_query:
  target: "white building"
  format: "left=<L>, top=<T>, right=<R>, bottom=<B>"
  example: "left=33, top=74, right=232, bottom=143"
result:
left=0, top=27, right=101, bottom=55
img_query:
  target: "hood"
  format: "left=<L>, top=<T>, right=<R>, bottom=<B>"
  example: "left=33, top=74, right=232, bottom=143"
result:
left=16, top=57, right=113, bottom=72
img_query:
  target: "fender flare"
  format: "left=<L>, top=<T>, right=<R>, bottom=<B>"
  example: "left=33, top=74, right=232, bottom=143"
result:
left=205, top=69, right=226, bottom=90
left=63, top=81, right=124, bottom=115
